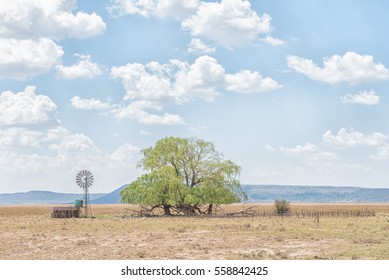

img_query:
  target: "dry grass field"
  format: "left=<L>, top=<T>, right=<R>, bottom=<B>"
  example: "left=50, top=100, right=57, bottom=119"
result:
left=0, top=204, right=388, bottom=260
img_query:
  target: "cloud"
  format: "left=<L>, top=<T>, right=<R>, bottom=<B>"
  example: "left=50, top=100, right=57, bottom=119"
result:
left=71, top=96, right=112, bottom=110
left=323, top=128, right=389, bottom=147
left=108, top=0, right=199, bottom=19
left=56, top=54, right=103, bottom=79
left=0, top=121, right=141, bottom=192
left=287, top=52, right=389, bottom=84
left=110, top=55, right=280, bottom=125
left=260, top=35, right=284, bottom=46
left=188, top=38, right=215, bottom=54
left=280, top=143, right=340, bottom=161
left=0, top=1, right=105, bottom=80
left=182, top=0, right=272, bottom=49
left=174, top=56, right=226, bottom=101
left=0, top=86, right=57, bottom=125
left=247, top=166, right=283, bottom=183
left=341, top=90, right=380, bottom=106
left=0, top=126, right=69, bottom=149
left=109, top=0, right=278, bottom=51
left=47, top=132, right=103, bottom=168
left=111, top=55, right=281, bottom=103
left=139, top=130, right=151, bottom=135
left=0, top=128, right=42, bottom=147
left=371, top=146, right=389, bottom=160
left=0, top=127, right=101, bottom=167
left=111, top=61, right=179, bottom=102
left=113, top=100, right=185, bottom=125
left=0, top=0, right=106, bottom=39
left=264, top=144, right=276, bottom=152
left=42, top=127, right=68, bottom=142
left=339, top=163, right=372, bottom=174
left=189, top=125, right=207, bottom=131
left=0, top=38, right=63, bottom=80
left=0, top=151, right=51, bottom=173
left=225, top=70, right=282, bottom=93
left=106, top=143, right=139, bottom=166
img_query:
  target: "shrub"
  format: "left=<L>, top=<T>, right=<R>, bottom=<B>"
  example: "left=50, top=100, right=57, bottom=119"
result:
left=274, top=199, right=290, bottom=216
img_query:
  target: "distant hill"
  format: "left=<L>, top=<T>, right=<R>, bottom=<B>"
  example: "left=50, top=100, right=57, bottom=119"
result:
left=242, top=185, right=389, bottom=203
left=82, top=184, right=389, bottom=204
left=90, top=184, right=128, bottom=204
left=1, top=185, right=388, bottom=205
left=0, top=191, right=105, bottom=205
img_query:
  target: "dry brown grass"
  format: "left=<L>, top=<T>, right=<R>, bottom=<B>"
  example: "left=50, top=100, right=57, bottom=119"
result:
left=0, top=203, right=388, bottom=260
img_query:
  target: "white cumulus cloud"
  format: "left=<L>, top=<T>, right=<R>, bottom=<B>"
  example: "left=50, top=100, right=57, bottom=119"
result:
left=0, top=151, right=51, bottom=173
left=174, top=56, right=226, bottom=101
left=111, top=61, right=178, bottom=102
left=260, top=35, right=285, bottom=46
left=225, top=70, right=282, bottom=93
left=113, top=100, right=185, bottom=125
left=108, top=0, right=199, bottom=19
left=109, top=0, right=278, bottom=51
left=188, top=38, right=215, bottom=54
left=110, top=55, right=280, bottom=125
left=323, top=128, right=389, bottom=147
left=111, top=55, right=281, bottom=103
left=0, top=128, right=41, bottom=147
left=280, top=143, right=340, bottom=161
left=49, top=133, right=98, bottom=155
left=371, top=146, right=389, bottom=160
left=182, top=0, right=272, bottom=49
left=106, top=143, right=139, bottom=166
left=0, top=118, right=141, bottom=192
left=56, top=54, right=103, bottom=80
left=264, top=144, right=276, bottom=152
left=71, top=96, right=112, bottom=110
left=341, top=90, right=380, bottom=106
left=139, top=130, right=151, bottom=135
left=287, top=52, right=389, bottom=84
left=0, top=38, right=63, bottom=80
left=0, top=1, right=105, bottom=80
left=0, top=86, right=57, bottom=125
left=70, top=95, right=183, bottom=125
left=0, top=0, right=106, bottom=39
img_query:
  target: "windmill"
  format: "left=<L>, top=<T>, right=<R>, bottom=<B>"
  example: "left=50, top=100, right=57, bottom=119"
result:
left=76, top=170, right=94, bottom=217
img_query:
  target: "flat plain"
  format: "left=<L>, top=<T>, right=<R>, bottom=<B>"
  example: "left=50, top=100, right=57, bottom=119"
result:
left=0, top=204, right=388, bottom=260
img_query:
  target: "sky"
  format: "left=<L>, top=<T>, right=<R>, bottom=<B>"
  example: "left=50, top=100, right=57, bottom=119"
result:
left=1, top=0, right=389, bottom=194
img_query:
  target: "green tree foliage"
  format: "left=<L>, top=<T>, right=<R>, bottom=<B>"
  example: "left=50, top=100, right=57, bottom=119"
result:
left=121, top=137, right=246, bottom=215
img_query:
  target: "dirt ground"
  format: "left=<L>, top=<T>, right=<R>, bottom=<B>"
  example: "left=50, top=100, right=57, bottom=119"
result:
left=0, top=204, right=388, bottom=260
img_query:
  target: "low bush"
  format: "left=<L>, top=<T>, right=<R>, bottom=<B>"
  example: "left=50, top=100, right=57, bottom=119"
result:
left=274, top=199, right=290, bottom=216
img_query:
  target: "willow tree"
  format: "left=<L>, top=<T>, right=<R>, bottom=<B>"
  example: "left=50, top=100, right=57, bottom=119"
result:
left=121, top=137, right=246, bottom=215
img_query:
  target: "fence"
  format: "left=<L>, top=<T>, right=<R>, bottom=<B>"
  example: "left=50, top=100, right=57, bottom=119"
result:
left=122, top=207, right=376, bottom=219
left=215, top=209, right=376, bottom=218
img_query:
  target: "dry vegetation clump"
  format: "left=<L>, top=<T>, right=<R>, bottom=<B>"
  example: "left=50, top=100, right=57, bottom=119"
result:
left=0, top=203, right=388, bottom=260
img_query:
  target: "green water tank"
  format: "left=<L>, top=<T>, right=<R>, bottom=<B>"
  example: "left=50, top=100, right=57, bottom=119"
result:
left=74, top=199, right=83, bottom=207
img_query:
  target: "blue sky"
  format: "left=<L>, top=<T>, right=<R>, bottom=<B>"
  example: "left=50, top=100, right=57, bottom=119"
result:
left=1, top=0, right=389, bottom=193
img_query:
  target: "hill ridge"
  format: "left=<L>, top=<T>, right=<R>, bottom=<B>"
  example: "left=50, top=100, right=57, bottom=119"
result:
left=0, top=190, right=105, bottom=205
left=1, top=184, right=388, bottom=204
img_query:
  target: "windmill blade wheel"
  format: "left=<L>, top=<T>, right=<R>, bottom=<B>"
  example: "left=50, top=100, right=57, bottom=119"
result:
left=76, top=170, right=94, bottom=189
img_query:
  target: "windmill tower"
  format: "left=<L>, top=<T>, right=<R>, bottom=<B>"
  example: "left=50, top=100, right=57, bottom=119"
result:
left=76, top=170, right=94, bottom=217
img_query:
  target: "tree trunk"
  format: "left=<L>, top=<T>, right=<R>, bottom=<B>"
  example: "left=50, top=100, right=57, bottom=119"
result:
left=163, top=205, right=171, bottom=216
left=207, top=204, right=214, bottom=215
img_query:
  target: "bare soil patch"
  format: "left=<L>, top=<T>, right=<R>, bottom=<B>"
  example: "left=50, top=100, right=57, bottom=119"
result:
left=0, top=204, right=388, bottom=260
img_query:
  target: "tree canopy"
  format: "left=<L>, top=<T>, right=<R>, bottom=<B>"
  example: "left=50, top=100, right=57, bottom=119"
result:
left=120, top=137, right=246, bottom=215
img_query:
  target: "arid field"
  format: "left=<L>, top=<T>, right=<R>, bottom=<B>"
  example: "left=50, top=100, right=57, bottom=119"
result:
left=0, top=204, right=388, bottom=260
